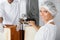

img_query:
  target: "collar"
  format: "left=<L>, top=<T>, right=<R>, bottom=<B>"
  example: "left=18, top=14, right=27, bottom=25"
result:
left=5, top=0, right=18, bottom=5
left=47, top=19, right=54, bottom=24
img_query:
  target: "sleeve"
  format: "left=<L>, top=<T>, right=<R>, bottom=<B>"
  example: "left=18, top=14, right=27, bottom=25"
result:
left=34, top=28, right=49, bottom=40
left=0, top=4, right=4, bottom=17
left=35, top=25, right=56, bottom=40
left=45, top=28, right=56, bottom=40
left=43, top=27, right=56, bottom=40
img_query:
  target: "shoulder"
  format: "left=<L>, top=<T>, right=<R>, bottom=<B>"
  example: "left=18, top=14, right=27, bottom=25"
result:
left=46, top=21, right=56, bottom=27
left=0, top=1, right=5, bottom=5
left=45, top=23, right=57, bottom=31
left=0, top=2, right=5, bottom=8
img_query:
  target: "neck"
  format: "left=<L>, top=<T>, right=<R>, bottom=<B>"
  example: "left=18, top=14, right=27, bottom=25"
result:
left=8, top=2, right=12, bottom=4
left=44, top=19, right=53, bottom=24
left=44, top=17, right=54, bottom=23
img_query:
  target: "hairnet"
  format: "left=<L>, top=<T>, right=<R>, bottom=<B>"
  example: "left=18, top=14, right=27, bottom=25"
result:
left=40, top=1, right=57, bottom=17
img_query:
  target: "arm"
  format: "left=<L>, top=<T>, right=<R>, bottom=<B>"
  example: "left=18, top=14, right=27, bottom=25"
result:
left=0, top=17, right=4, bottom=32
left=0, top=17, right=3, bottom=23
left=0, top=4, right=4, bottom=32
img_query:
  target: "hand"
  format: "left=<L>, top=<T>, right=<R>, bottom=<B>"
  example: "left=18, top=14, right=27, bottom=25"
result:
left=19, top=19, right=24, bottom=24
left=16, top=23, right=20, bottom=31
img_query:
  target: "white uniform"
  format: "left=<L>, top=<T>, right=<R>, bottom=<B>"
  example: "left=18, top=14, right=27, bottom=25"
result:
left=34, top=20, right=57, bottom=40
left=0, top=0, right=20, bottom=25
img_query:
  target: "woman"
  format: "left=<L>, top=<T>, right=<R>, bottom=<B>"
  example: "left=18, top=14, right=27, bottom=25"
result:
left=34, top=1, right=57, bottom=40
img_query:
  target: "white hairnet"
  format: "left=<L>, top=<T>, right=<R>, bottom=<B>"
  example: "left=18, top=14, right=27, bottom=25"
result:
left=40, top=1, right=57, bottom=17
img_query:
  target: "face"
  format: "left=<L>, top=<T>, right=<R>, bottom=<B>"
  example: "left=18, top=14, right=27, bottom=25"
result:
left=40, top=7, right=53, bottom=22
left=7, top=0, right=14, bottom=3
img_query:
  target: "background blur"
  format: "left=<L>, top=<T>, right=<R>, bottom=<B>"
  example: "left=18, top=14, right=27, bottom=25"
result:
left=0, top=0, right=60, bottom=40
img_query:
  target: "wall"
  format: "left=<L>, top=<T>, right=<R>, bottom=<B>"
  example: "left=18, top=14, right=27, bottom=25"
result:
left=27, top=0, right=39, bottom=26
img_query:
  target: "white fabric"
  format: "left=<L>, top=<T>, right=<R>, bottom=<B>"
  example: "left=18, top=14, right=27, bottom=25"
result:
left=34, top=20, right=57, bottom=40
left=0, top=1, right=20, bottom=25
left=0, top=0, right=27, bottom=31
left=0, top=23, right=4, bottom=32
left=25, top=26, right=37, bottom=40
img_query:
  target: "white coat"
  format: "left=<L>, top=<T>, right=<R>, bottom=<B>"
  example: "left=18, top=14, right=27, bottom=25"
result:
left=0, top=0, right=20, bottom=25
left=34, top=20, right=57, bottom=40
